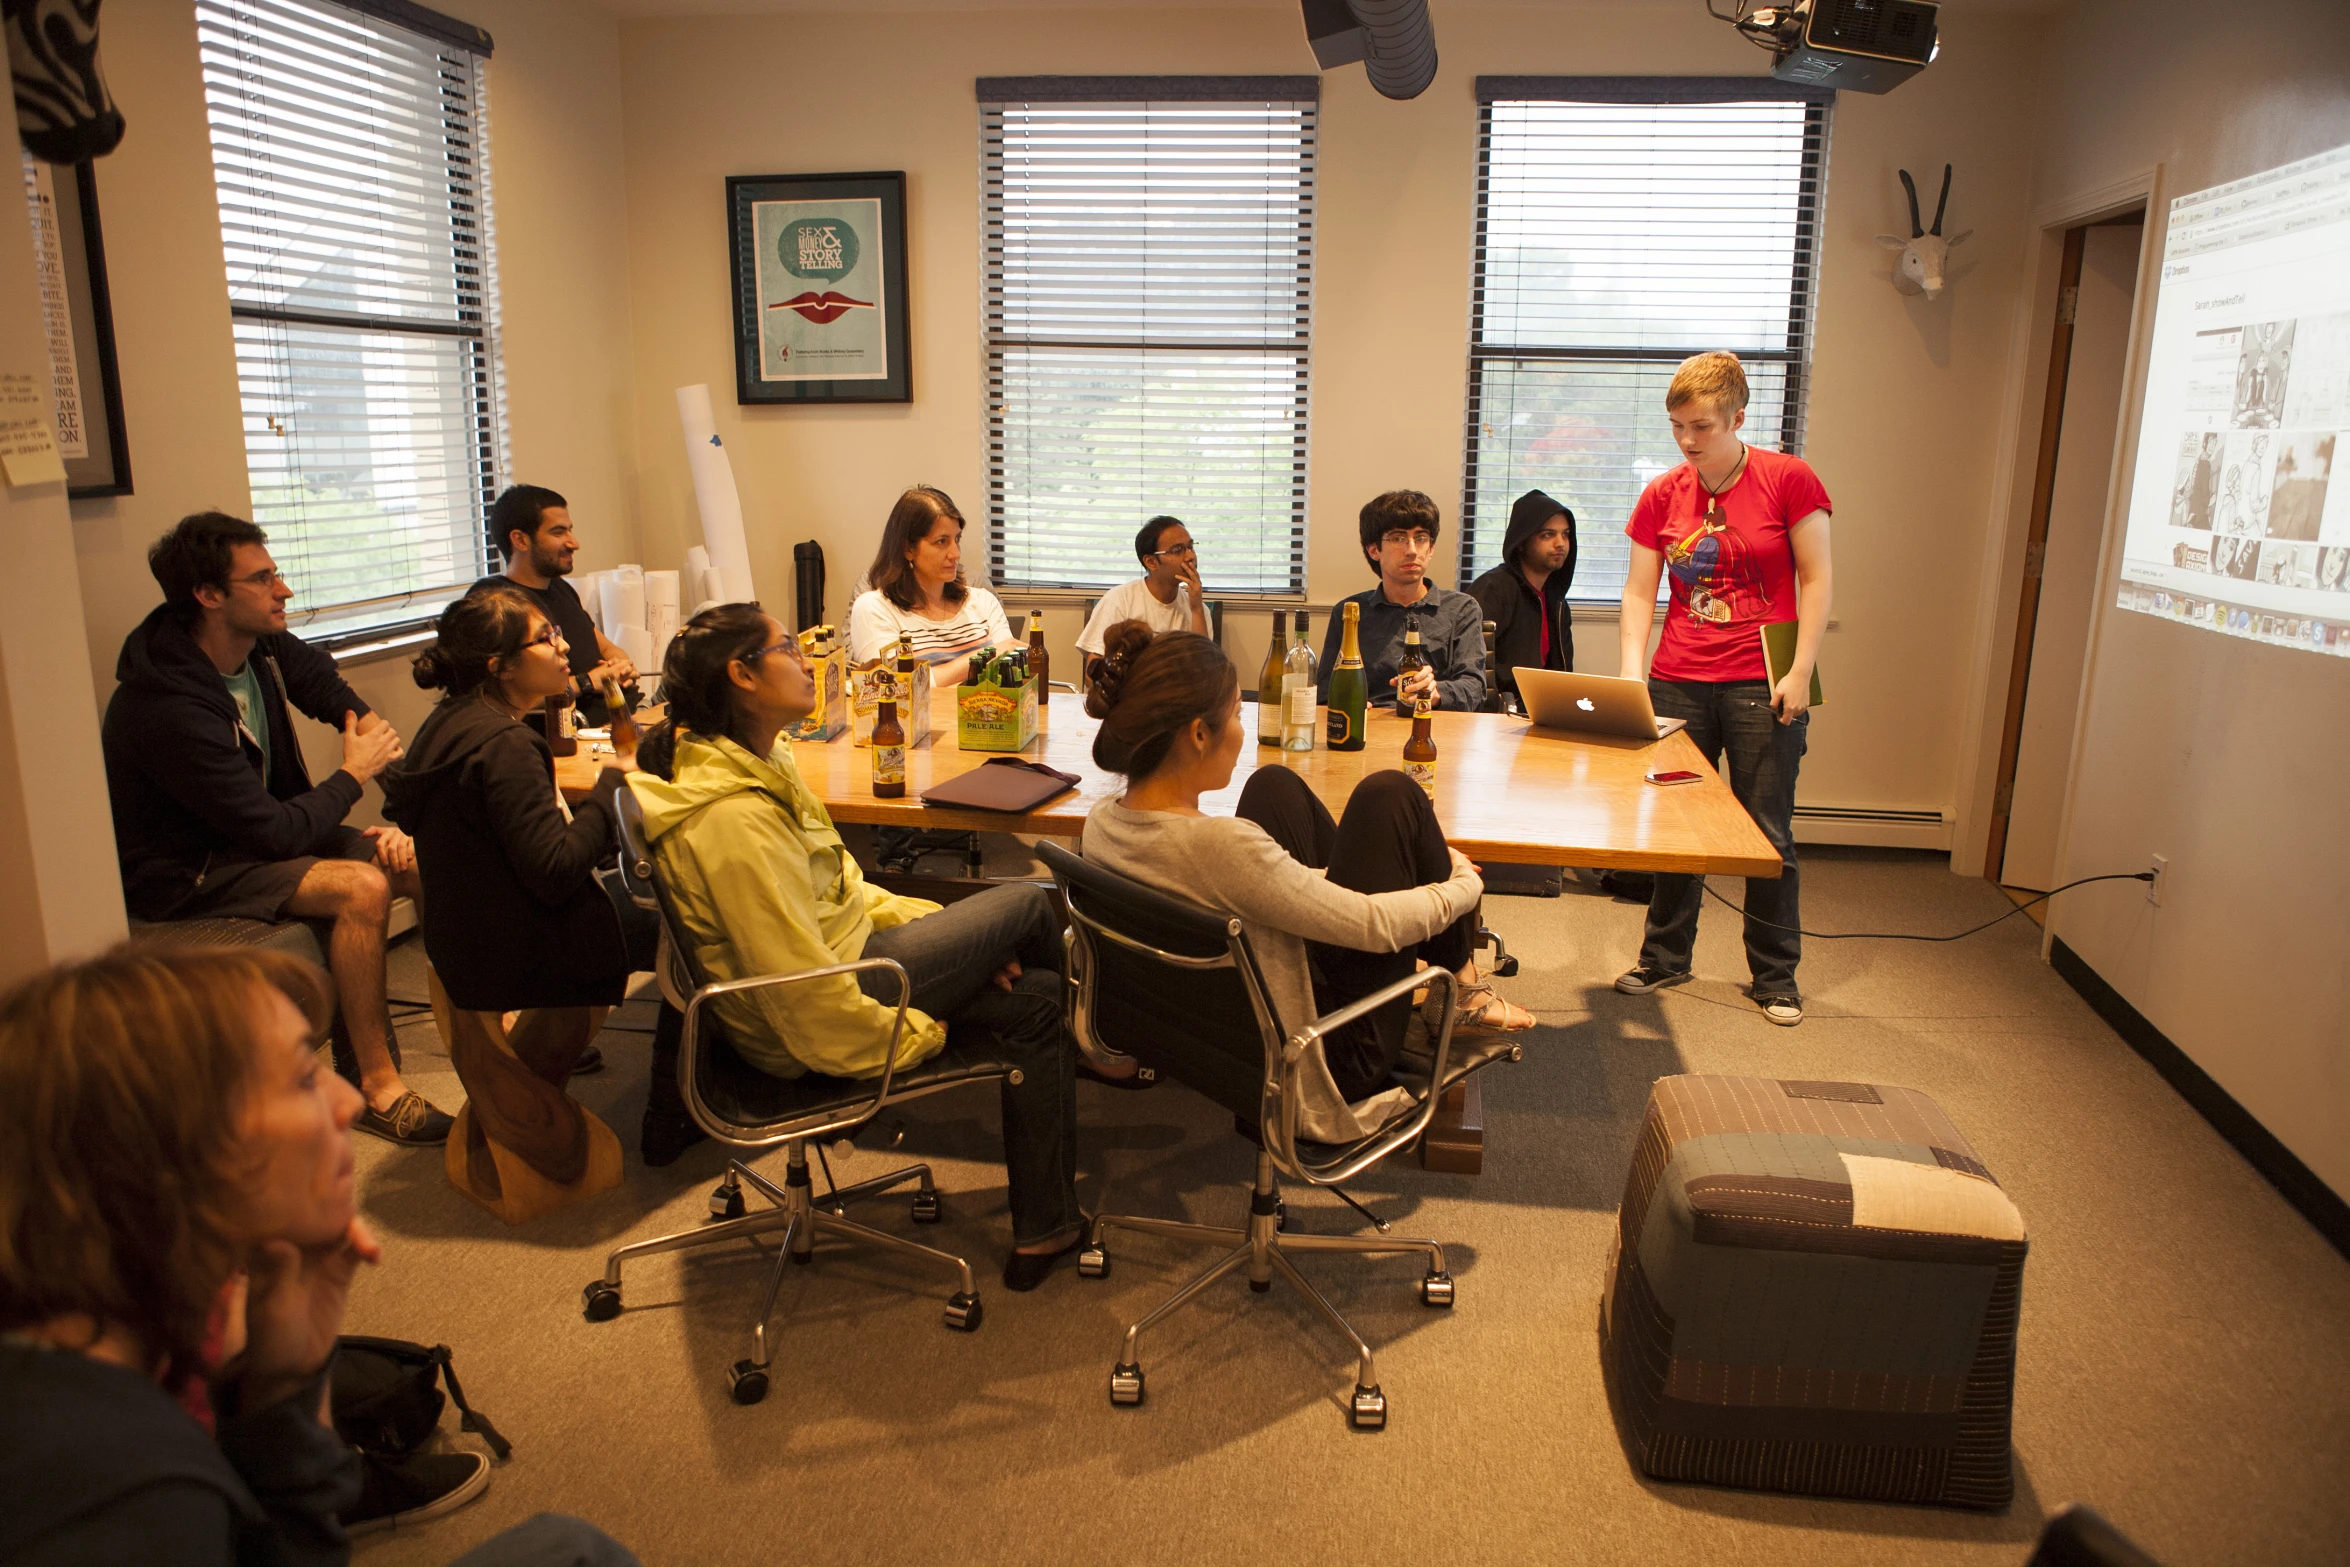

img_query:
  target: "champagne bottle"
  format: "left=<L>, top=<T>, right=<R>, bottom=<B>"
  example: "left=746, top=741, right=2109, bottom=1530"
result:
left=871, top=697, right=905, bottom=798
left=1326, top=601, right=1367, bottom=752
left=1258, top=609, right=1288, bottom=746
left=1025, top=610, right=1050, bottom=729
left=1403, top=696, right=1437, bottom=799
left=1282, top=610, right=1317, bottom=753
left=1394, top=618, right=1427, bottom=718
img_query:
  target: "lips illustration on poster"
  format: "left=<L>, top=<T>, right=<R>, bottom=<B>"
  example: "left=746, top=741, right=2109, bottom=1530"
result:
left=768, top=291, right=875, bottom=325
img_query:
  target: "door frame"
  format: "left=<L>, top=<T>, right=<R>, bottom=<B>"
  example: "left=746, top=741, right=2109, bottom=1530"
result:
left=1950, top=166, right=2167, bottom=886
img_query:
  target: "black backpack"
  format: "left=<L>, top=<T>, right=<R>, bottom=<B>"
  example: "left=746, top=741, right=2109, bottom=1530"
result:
left=330, top=1335, right=510, bottom=1460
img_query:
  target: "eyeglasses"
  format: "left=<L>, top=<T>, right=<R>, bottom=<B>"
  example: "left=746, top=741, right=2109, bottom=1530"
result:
left=231, top=567, right=288, bottom=589
left=527, top=625, right=565, bottom=651
left=1379, top=531, right=1436, bottom=551
left=1149, top=542, right=1198, bottom=559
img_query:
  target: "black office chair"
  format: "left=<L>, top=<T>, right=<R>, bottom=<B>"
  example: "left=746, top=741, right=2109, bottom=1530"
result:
left=1040, top=841, right=1520, bottom=1430
left=582, top=788, right=1020, bottom=1404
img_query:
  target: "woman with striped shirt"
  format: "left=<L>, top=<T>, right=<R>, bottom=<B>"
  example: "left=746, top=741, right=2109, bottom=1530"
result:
left=847, top=487, right=1016, bottom=680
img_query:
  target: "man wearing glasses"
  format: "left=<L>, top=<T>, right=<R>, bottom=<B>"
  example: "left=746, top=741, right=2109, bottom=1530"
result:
left=1076, top=515, right=1211, bottom=658
left=101, top=511, right=455, bottom=1145
left=1318, top=490, right=1489, bottom=712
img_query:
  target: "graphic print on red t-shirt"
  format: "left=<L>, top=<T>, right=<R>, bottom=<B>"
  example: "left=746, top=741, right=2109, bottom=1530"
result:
left=1625, top=446, right=1832, bottom=682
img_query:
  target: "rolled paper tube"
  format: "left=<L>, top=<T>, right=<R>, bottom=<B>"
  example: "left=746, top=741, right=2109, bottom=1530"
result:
left=569, top=571, right=604, bottom=629
left=676, top=385, right=757, bottom=603
left=643, top=569, right=680, bottom=614
left=684, top=545, right=711, bottom=592
left=617, top=623, right=655, bottom=673
left=601, top=565, right=646, bottom=635
left=701, top=567, right=727, bottom=608
left=647, top=605, right=680, bottom=671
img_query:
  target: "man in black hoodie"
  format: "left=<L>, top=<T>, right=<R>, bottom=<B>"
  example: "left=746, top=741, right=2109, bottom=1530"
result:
left=101, top=512, right=453, bottom=1145
left=1469, top=489, right=1578, bottom=706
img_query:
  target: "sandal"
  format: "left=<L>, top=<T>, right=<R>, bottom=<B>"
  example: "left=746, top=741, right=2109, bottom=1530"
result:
left=1455, top=982, right=1536, bottom=1033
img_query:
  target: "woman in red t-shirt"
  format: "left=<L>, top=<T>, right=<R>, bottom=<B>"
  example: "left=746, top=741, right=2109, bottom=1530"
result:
left=1614, top=353, right=1834, bottom=1026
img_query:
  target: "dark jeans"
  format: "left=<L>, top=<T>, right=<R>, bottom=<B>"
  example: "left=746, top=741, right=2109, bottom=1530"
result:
left=855, top=883, right=1081, bottom=1246
left=1640, top=677, right=1806, bottom=992
left=1238, top=767, right=1477, bottom=1101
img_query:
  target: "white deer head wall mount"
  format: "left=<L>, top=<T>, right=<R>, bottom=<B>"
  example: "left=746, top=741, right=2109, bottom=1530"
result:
left=1877, top=165, right=1971, bottom=299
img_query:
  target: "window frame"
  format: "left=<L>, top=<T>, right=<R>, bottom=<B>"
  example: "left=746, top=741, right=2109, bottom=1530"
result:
left=1460, top=77, right=1833, bottom=603
left=978, top=76, right=1320, bottom=602
left=197, top=0, right=504, bottom=654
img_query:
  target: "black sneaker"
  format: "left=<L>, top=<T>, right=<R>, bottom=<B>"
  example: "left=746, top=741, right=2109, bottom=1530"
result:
left=355, top=1091, right=455, bottom=1146
left=569, top=1043, right=606, bottom=1077
left=640, top=1107, right=707, bottom=1167
left=341, top=1449, right=490, bottom=1537
left=1614, top=963, right=1692, bottom=996
left=1753, top=992, right=1804, bottom=1027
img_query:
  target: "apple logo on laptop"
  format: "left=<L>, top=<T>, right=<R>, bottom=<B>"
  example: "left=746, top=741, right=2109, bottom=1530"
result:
left=1576, top=697, right=1595, bottom=712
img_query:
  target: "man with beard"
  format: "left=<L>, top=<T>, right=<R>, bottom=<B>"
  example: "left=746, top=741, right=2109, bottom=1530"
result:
left=1469, top=489, right=1578, bottom=707
left=473, top=485, right=640, bottom=725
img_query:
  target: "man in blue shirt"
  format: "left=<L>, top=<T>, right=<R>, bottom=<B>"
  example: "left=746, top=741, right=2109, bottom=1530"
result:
left=1319, top=490, right=1487, bottom=712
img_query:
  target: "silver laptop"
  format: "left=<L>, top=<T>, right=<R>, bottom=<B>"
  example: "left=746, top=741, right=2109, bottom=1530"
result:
left=1513, top=668, right=1687, bottom=741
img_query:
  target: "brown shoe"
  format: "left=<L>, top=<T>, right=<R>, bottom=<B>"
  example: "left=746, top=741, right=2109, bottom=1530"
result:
left=356, top=1090, right=455, bottom=1145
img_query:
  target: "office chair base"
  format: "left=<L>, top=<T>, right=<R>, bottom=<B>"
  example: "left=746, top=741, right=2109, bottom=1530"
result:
left=1085, top=1152, right=1452, bottom=1428
left=585, top=1141, right=981, bottom=1398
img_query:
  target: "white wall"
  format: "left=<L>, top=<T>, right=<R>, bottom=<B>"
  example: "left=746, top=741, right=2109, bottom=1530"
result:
left=2019, top=0, right=2350, bottom=1196
left=614, top=1, right=2051, bottom=840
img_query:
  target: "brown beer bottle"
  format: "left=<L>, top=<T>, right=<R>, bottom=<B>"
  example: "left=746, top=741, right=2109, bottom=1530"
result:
left=871, top=697, right=906, bottom=798
left=1394, top=619, right=1427, bottom=718
left=1403, top=695, right=1437, bottom=800
left=1025, top=610, right=1050, bottom=729
left=596, top=673, right=638, bottom=757
left=542, top=693, right=578, bottom=757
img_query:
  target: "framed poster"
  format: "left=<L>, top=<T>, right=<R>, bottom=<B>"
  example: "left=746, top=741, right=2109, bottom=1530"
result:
left=728, top=170, right=910, bottom=404
left=20, top=155, right=130, bottom=495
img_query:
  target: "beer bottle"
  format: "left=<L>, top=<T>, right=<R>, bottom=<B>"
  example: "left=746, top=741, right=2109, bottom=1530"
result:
left=1025, top=610, right=1050, bottom=729
left=1258, top=609, right=1288, bottom=746
left=1282, top=610, right=1317, bottom=753
left=1394, top=618, right=1427, bottom=718
left=1326, top=601, right=1367, bottom=752
left=1403, top=696, right=1437, bottom=800
left=543, top=693, right=578, bottom=757
left=895, top=644, right=918, bottom=736
left=596, top=673, right=638, bottom=757
left=872, top=696, right=906, bottom=798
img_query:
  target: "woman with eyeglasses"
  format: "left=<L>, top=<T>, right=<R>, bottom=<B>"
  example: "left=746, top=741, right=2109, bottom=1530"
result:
left=629, top=605, right=1121, bottom=1290
left=379, top=585, right=639, bottom=1223
left=1075, top=515, right=1211, bottom=659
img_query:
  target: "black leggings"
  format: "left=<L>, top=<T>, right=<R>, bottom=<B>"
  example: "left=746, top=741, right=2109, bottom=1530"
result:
left=1236, top=767, right=1477, bottom=1101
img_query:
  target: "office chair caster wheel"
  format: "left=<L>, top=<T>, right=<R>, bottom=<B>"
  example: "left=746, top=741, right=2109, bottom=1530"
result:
left=911, top=1188, right=942, bottom=1224
left=728, top=1360, right=769, bottom=1405
left=1419, top=1272, right=1455, bottom=1308
left=709, top=1183, right=745, bottom=1220
left=1349, top=1384, right=1387, bottom=1431
left=581, top=1280, right=621, bottom=1322
left=943, top=1291, right=983, bottom=1332
left=1274, top=1197, right=1287, bottom=1232
left=1078, top=1244, right=1108, bottom=1279
left=1491, top=955, right=1520, bottom=977
left=1109, top=1362, right=1145, bottom=1406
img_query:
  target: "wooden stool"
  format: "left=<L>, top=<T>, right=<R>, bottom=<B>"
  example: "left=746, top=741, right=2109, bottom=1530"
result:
left=429, top=973, right=622, bottom=1224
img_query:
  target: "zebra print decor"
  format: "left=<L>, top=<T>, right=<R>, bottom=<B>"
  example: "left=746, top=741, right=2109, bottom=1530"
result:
left=5, top=0, right=122, bottom=165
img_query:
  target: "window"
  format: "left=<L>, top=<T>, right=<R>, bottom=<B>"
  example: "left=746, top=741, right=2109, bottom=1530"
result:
left=197, top=0, right=501, bottom=646
left=1461, top=80, right=1832, bottom=599
left=980, top=78, right=1318, bottom=597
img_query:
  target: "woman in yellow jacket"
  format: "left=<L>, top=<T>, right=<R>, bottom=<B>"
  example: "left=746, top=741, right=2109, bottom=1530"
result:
left=628, top=605, right=1107, bottom=1289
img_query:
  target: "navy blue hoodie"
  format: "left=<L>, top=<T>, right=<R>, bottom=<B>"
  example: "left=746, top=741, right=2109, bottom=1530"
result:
left=101, top=604, right=370, bottom=919
left=1468, top=490, right=1578, bottom=696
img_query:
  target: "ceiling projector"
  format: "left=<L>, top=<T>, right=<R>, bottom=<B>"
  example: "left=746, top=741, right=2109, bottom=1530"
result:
left=1713, top=0, right=1941, bottom=95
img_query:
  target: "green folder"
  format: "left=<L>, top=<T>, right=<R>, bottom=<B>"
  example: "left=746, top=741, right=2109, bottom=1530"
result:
left=1759, top=620, right=1823, bottom=707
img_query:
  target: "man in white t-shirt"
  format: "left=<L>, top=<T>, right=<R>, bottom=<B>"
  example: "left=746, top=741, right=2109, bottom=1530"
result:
left=1076, top=516, right=1210, bottom=657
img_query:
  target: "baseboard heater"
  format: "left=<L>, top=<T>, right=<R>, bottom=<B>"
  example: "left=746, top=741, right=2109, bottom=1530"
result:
left=1791, top=805, right=1950, bottom=848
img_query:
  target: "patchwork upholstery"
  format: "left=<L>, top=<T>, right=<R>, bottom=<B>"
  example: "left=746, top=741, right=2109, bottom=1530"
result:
left=1601, top=1074, right=2027, bottom=1509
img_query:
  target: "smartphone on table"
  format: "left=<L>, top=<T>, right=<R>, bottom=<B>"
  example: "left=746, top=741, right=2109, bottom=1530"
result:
left=1644, top=769, right=1703, bottom=787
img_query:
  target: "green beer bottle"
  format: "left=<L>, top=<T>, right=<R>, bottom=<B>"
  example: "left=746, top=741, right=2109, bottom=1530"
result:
left=1326, top=600, right=1367, bottom=752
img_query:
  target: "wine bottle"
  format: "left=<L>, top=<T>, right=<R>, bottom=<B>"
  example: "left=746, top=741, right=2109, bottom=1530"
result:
left=1282, top=610, right=1317, bottom=753
left=1258, top=609, right=1288, bottom=746
left=1326, top=601, right=1367, bottom=752
left=1394, top=618, right=1427, bottom=718
left=871, top=697, right=906, bottom=798
left=1403, top=696, right=1437, bottom=799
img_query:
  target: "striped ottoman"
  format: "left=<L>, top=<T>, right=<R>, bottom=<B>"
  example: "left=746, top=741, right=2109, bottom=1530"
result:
left=1601, top=1075, right=2027, bottom=1509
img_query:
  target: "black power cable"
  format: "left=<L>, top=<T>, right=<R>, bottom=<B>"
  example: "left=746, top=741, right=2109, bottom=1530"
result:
left=1698, top=871, right=2154, bottom=942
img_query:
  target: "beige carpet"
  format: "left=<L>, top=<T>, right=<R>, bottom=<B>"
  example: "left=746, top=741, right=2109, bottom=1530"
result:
left=347, top=848, right=2350, bottom=1567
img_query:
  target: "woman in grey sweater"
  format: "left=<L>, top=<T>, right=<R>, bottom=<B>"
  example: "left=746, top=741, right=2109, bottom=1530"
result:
left=1078, top=623, right=1531, bottom=1143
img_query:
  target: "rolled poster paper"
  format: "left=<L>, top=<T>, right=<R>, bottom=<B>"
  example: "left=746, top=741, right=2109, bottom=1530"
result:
left=676, top=385, right=757, bottom=603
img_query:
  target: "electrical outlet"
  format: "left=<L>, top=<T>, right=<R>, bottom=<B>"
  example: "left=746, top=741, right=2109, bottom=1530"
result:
left=2147, top=855, right=2167, bottom=906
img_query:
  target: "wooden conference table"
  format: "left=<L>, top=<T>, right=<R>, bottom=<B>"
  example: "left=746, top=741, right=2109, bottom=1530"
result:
left=564, top=692, right=1779, bottom=1168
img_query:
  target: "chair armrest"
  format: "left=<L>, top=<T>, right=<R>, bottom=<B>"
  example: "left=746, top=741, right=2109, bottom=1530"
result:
left=679, top=957, right=913, bottom=1146
left=1275, top=967, right=1458, bottom=1186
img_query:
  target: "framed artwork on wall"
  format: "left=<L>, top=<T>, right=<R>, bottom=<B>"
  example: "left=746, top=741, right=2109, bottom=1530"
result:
left=21, top=155, right=131, bottom=496
left=727, top=170, right=910, bottom=405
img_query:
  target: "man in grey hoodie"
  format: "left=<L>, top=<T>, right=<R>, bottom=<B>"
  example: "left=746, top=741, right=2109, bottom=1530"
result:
left=1468, top=489, right=1577, bottom=706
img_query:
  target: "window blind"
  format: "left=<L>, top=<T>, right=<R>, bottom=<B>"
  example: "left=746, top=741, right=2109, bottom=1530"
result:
left=981, top=87, right=1317, bottom=597
left=198, top=0, right=501, bottom=646
left=1462, top=90, right=1831, bottom=598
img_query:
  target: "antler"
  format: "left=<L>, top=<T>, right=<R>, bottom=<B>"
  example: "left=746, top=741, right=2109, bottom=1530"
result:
left=1898, top=169, right=1922, bottom=239
left=1931, top=163, right=1952, bottom=236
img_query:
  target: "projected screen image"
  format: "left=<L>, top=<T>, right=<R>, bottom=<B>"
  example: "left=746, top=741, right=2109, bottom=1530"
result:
left=2116, top=141, right=2350, bottom=657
